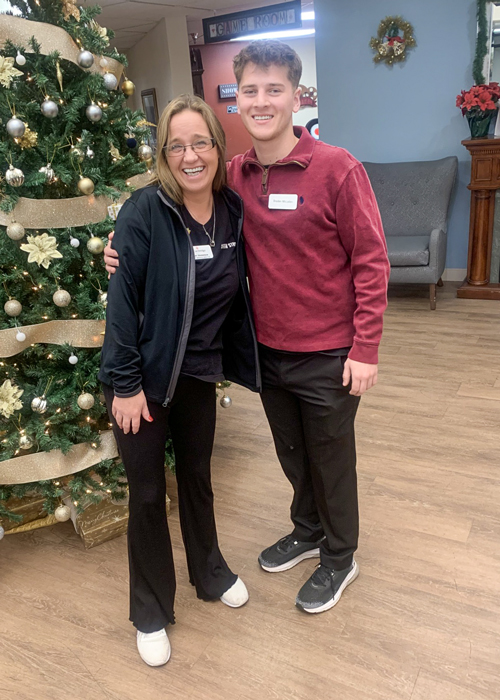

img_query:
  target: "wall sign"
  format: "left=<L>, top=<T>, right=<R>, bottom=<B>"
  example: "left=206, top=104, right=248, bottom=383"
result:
left=227, top=105, right=238, bottom=114
left=203, top=0, right=302, bottom=44
left=219, top=83, right=238, bottom=99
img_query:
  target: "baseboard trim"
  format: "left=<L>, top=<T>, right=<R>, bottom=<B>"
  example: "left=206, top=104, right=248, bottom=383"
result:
left=442, top=268, right=467, bottom=282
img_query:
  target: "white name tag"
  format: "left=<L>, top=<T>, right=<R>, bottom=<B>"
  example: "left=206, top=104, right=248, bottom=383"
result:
left=268, top=193, right=298, bottom=210
left=193, top=245, right=214, bottom=260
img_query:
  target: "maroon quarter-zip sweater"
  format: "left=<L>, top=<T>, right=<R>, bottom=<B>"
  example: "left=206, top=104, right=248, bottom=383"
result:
left=227, top=127, right=390, bottom=364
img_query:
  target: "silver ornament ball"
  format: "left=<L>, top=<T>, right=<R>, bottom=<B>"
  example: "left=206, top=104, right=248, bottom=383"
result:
left=86, top=147, right=95, bottom=159
left=87, top=236, right=104, bottom=254
left=70, top=236, right=80, bottom=248
left=103, top=72, right=118, bottom=90
left=78, top=50, right=94, bottom=69
left=39, top=163, right=56, bottom=184
left=69, top=353, right=78, bottom=365
left=98, top=291, right=108, bottom=307
left=6, top=117, right=25, bottom=138
left=54, top=504, right=71, bottom=522
left=220, top=395, right=232, bottom=409
left=41, top=99, right=59, bottom=118
left=0, top=525, right=4, bottom=541
left=6, top=222, right=25, bottom=240
left=16, top=330, right=26, bottom=342
left=100, top=58, right=109, bottom=68
left=52, top=289, right=71, bottom=307
left=77, top=392, right=95, bottom=410
left=4, top=299, right=22, bottom=317
left=31, top=395, right=47, bottom=413
left=15, top=51, right=26, bottom=66
left=138, top=144, right=153, bottom=161
left=19, top=434, right=33, bottom=450
left=6, top=165, right=25, bottom=187
left=86, top=103, right=102, bottom=123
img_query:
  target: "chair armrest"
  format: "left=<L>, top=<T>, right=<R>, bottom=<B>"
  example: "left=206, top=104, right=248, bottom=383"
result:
left=428, top=228, right=446, bottom=278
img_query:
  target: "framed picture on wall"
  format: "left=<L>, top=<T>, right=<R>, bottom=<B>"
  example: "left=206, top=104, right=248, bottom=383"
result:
left=141, top=88, right=159, bottom=149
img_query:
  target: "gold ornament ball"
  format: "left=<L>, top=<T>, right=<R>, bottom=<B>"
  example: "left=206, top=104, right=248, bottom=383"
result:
left=87, top=237, right=105, bottom=254
left=145, top=157, right=153, bottom=168
left=98, top=291, right=108, bottom=307
left=78, top=177, right=95, bottom=195
left=6, top=222, right=25, bottom=240
left=138, top=144, right=153, bottom=161
left=77, top=392, right=95, bottom=410
left=121, top=78, right=135, bottom=97
left=19, top=434, right=34, bottom=450
left=54, top=504, right=71, bottom=522
left=53, top=289, right=71, bottom=307
left=4, top=299, right=22, bottom=317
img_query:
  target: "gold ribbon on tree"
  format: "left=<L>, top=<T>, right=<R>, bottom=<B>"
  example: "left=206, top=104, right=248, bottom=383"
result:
left=0, top=172, right=151, bottom=229
left=0, top=14, right=123, bottom=79
left=0, top=319, right=105, bottom=358
left=0, top=429, right=118, bottom=485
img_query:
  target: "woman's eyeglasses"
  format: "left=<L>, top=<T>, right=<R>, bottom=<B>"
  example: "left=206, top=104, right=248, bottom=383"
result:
left=164, top=138, right=216, bottom=157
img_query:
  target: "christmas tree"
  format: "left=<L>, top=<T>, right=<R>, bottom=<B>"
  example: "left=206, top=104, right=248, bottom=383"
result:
left=0, top=0, right=154, bottom=533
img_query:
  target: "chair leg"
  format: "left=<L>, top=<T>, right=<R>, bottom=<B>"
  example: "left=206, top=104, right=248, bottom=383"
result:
left=430, top=283, right=436, bottom=310
left=437, top=277, right=444, bottom=287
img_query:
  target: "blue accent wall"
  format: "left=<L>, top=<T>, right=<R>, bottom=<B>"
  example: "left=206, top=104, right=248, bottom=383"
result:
left=314, top=0, right=477, bottom=269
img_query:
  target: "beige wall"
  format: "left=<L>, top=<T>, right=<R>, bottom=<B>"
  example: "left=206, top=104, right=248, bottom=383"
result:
left=125, top=16, right=193, bottom=116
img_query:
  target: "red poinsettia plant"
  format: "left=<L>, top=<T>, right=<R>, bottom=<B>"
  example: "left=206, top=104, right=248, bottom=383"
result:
left=456, top=83, right=500, bottom=115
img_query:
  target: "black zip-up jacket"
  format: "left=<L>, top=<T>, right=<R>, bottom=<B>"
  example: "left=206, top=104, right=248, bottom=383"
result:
left=99, top=184, right=261, bottom=405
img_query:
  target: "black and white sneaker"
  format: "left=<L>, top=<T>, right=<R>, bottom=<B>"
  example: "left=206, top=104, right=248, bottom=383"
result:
left=295, top=560, right=359, bottom=613
left=258, top=534, right=323, bottom=573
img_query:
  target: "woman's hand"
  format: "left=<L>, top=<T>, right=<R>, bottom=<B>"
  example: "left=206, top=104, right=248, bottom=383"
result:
left=112, top=391, right=153, bottom=434
left=104, top=231, right=119, bottom=276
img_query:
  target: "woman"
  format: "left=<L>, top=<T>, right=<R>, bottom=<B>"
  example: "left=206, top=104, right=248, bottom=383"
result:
left=99, top=95, right=260, bottom=667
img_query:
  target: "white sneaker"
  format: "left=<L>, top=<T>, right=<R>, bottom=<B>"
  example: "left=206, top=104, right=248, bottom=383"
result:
left=136, top=628, right=171, bottom=667
left=220, top=577, right=249, bottom=608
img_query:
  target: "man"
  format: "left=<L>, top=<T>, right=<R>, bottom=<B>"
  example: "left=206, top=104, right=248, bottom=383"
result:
left=104, top=40, right=389, bottom=615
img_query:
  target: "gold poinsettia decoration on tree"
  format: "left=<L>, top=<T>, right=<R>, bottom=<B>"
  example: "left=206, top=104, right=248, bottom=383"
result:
left=20, top=233, right=63, bottom=269
left=0, top=379, right=23, bottom=419
left=0, top=56, right=23, bottom=88
left=89, top=19, right=110, bottom=45
left=15, top=127, right=38, bottom=150
left=61, top=0, right=81, bottom=22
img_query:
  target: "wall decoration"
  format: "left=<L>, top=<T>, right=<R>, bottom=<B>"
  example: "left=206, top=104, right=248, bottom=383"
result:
left=305, top=118, right=319, bottom=140
left=370, top=16, right=416, bottom=66
left=299, top=85, right=317, bottom=109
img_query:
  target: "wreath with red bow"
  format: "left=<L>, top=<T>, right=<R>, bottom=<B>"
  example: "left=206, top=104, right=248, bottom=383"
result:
left=370, top=16, right=416, bottom=65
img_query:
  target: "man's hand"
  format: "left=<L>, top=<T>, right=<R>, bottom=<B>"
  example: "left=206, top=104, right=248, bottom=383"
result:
left=342, top=358, right=378, bottom=396
left=112, top=390, right=153, bottom=434
left=104, top=230, right=119, bottom=276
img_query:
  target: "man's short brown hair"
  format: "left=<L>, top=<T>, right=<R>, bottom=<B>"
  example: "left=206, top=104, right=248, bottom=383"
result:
left=233, top=40, right=302, bottom=89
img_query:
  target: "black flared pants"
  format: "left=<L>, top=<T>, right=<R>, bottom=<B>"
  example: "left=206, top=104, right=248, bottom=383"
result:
left=103, top=376, right=236, bottom=633
left=259, top=346, right=361, bottom=571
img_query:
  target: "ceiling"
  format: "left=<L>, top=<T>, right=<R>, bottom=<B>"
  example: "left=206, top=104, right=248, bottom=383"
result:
left=81, top=0, right=314, bottom=51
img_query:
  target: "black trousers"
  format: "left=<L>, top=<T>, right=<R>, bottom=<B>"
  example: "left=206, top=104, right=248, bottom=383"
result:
left=259, top=346, right=360, bottom=571
left=102, top=376, right=237, bottom=633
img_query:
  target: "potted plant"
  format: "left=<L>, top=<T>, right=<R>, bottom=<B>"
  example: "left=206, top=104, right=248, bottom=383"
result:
left=456, top=83, right=500, bottom=138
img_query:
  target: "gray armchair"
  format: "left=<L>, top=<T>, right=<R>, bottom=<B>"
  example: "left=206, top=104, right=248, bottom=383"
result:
left=363, top=157, right=458, bottom=309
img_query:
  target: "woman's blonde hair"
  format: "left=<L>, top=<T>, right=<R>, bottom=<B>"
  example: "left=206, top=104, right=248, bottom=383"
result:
left=150, top=94, right=227, bottom=204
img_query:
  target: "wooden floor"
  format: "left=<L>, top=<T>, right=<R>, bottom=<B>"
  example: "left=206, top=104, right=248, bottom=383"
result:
left=1, top=282, right=500, bottom=700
